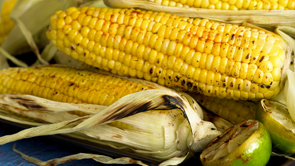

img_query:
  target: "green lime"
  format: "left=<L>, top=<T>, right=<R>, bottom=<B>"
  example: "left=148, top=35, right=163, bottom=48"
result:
left=200, top=119, right=271, bottom=166
left=257, top=99, right=295, bottom=154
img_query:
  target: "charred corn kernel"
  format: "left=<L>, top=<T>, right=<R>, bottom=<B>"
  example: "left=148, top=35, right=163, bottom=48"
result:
left=191, top=93, right=255, bottom=124
left=0, top=66, right=154, bottom=107
left=47, top=7, right=286, bottom=100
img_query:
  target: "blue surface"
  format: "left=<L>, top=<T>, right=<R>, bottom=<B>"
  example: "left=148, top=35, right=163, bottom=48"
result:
left=0, top=124, right=107, bottom=166
left=0, top=123, right=293, bottom=166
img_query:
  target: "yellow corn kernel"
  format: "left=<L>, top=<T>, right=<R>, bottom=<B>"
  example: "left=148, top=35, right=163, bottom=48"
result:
left=47, top=7, right=285, bottom=100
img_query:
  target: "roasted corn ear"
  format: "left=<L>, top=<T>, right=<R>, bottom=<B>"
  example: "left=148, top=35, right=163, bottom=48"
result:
left=0, top=65, right=221, bottom=163
left=0, top=65, right=155, bottom=106
left=146, top=0, right=295, bottom=10
left=46, top=7, right=286, bottom=100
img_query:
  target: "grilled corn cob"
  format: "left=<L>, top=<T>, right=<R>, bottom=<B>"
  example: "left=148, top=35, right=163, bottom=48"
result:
left=0, top=0, right=17, bottom=45
left=47, top=7, right=286, bottom=100
left=191, top=93, right=255, bottom=124
left=146, top=0, right=295, bottom=10
left=0, top=66, right=221, bottom=162
left=0, top=65, right=154, bottom=106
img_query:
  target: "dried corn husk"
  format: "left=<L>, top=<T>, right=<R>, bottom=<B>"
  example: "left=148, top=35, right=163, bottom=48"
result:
left=0, top=82, right=220, bottom=165
left=103, top=0, right=295, bottom=31
left=202, top=110, right=233, bottom=133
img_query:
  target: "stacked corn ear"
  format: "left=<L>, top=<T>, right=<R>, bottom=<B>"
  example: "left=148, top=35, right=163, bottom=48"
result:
left=103, top=0, right=295, bottom=30
left=0, top=65, right=156, bottom=106
left=0, top=0, right=17, bottom=45
left=0, top=65, right=221, bottom=165
left=191, top=93, right=256, bottom=124
left=47, top=7, right=287, bottom=101
left=145, top=0, right=295, bottom=10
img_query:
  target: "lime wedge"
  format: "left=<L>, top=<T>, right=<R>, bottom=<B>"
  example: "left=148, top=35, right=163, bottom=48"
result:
left=200, top=119, right=272, bottom=166
left=257, top=99, right=295, bottom=154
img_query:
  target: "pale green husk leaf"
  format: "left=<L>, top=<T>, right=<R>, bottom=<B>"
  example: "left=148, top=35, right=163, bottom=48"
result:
left=1, top=0, right=60, bottom=54
left=0, top=47, right=28, bottom=68
left=284, top=70, right=295, bottom=122
left=275, top=26, right=295, bottom=72
left=280, top=26, right=295, bottom=121
left=0, top=0, right=4, bottom=14
left=203, top=111, right=233, bottom=133
left=276, top=26, right=295, bottom=39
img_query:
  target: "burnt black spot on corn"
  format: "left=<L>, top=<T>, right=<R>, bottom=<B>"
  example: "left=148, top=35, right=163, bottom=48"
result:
left=47, top=7, right=286, bottom=100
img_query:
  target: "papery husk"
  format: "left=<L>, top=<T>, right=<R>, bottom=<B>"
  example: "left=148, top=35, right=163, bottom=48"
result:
left=1, top=0, right=60, bottom=57
left=0, top=88, right=221, bottom=165
left=277, top=27, right=295, bottom=121
left=203, top=110, right=233, bottom=133
left=103, top=0, right=295, bottom=30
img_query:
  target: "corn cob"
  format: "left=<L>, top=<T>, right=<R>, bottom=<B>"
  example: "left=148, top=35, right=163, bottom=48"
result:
left=191, top=93, right=255, bottom=124
left=147, top=0, right=295, bottom=10
left=0, top=65, right=154, bottom=106
left=0, top=66, right=221, bottom=162
left=0, top=0, right=17, bottom=45
left=46, top=7, right=286, bottom=100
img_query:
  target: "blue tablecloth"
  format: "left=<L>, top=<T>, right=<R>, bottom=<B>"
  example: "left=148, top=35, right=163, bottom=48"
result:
left=0, top=124, right=107, bottom=166
left=1, top=122, right=294, bottom=166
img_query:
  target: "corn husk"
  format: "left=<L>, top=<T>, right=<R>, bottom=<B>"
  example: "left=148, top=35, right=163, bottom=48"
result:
left=0, top=80, right=221, bottom=166
left=103, top=0, right=295, bottom=31
left=0, top=0, right=57, bottom=67
left=203, top=110, right=233, bottom=133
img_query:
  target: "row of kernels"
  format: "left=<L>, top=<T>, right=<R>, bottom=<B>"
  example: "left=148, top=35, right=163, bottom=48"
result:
left=115, top=23, right=261, bottom=63
left=50, top=9, right=284, bottom=96
left=65, top=7, right=206, bottom=39
left=154, top=60, right=277, bottom=94
left=159, top=0, right=191, bottom=7
left=1, top=67, right=154, bottom=105
left=60, top=24, right=278, bottom=87
left=56, top=7, right=282, bottom=62
left=149, top=0, right=294, bottom=9
left=0, top=75, right=81, bottom=104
